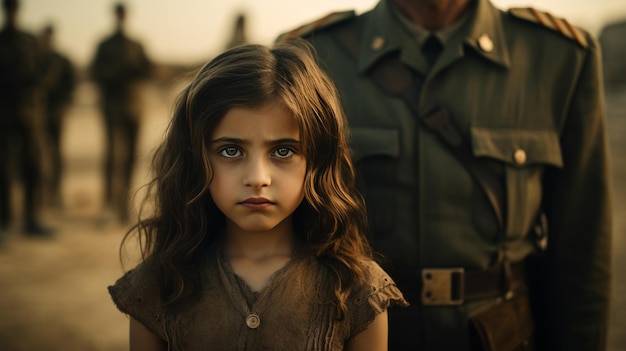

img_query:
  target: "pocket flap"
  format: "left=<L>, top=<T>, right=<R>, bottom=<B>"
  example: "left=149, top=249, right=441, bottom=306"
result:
left=471, top=127, right=563, bottom=168
left=350, top=127, right=400, bottom=161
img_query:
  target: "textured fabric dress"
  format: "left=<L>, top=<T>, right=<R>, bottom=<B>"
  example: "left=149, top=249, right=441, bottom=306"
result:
left=109, top=254, right=408, bottom=350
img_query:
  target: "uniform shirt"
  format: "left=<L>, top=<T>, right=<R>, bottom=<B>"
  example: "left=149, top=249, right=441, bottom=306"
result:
left=390, top=2, right=470, bottom=52
left=0, top=25, right=41, bottom=123
left=282, top=0, right=612, bottom=349
left=109, top=254, right=408, bottom=351
left=90, top=30, right=151, bottom=122
left=40, top=49, right=75, bottom=113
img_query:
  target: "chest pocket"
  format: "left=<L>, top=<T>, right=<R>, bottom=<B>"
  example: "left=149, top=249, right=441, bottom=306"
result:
left=471, top=127, right=563, bottom=239
left=350, top=127, right=400, bottom=239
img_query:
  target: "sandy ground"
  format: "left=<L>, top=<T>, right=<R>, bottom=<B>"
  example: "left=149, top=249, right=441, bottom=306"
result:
left=0, top=81, right=625, bottom=351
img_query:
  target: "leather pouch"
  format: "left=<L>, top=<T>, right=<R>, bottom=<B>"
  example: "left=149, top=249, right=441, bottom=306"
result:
left=468, top=292, right=535, bottom=351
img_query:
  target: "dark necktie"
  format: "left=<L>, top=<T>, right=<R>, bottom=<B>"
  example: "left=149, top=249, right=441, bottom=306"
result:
left=422, top=35, right=443, bottom=68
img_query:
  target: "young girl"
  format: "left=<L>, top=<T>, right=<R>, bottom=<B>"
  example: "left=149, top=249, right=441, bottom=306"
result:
left=108, top=41, right=408, bottom=351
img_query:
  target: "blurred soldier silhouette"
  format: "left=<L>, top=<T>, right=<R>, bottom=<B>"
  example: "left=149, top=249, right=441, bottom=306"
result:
left=39, top=23, right=76, bottom=208
left=0, top=0, right=51, bottom=237
left=90, top=2, right=152, bottom=224
left=225, top=12, right=248, bottom=50
left=599, top=19, right=626, bottom=90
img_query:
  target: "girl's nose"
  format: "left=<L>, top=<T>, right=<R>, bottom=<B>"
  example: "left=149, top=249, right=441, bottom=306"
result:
left=244, top=157, right=271, bottom=188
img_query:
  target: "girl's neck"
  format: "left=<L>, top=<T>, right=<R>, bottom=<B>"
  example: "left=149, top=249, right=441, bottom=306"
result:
left=224, top=222, right=296, bottom=292
left=224, top=223, right=295, bottom=261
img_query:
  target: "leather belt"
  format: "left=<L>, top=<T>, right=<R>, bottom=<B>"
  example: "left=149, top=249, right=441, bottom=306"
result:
left=420, top=262, right=526, bottom=306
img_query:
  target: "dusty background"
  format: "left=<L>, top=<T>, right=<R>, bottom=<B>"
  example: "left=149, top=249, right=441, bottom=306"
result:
left=0, top=76, right=181, bottom=351
left=0, top=78, right=625, bottom=350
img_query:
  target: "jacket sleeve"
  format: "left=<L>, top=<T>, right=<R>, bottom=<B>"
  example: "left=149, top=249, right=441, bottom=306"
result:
left=536, top=32, right=612, bottom=351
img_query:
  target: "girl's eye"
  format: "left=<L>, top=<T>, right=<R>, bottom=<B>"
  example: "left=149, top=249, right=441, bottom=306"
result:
left=219, top=146, right=242, bottom=158
left=272, top=146, right=295, bottom=159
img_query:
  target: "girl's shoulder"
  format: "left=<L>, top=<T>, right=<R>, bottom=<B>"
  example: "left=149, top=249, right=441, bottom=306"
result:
left=355, top=260, right=409, bottom=310
left=347, top=260, right=409, bottom=337
left=108, top=259, right=167, bottom=340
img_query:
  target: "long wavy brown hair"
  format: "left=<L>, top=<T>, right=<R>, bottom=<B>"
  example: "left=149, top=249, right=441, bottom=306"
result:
left=122, top=41, right=372, bottom=318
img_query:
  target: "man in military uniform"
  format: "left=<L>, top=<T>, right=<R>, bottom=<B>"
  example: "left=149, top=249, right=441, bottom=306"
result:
left=0, top=0, right=51, bottom=237
left=280, top=0, right=612, bottom=350
left=90, top=2, right=152, bottom=224
left=39, top=24, right=76, bottom=208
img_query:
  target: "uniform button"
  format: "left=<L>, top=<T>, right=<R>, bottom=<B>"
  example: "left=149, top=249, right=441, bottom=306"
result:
left=477, top=33, right=494, bottom=53
left=246, top=314, right=260, bottom=329
left=513, top=149, right=527, bottom=165
left=371, top=36, right=385, bottom=51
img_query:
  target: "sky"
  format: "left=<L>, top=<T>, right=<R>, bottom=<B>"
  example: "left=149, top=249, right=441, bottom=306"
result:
left=5, top=0, right=626, bottom=67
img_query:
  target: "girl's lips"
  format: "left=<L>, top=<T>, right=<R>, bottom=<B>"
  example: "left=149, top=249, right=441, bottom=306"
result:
left=239, top=197, right=274, bottom=209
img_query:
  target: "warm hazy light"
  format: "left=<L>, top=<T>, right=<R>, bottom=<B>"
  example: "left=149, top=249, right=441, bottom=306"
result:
left=3, top=0, right=626, bottom=66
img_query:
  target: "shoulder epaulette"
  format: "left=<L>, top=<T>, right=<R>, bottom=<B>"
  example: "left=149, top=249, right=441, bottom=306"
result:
left=509, top=7, right=588, bottom=48
left=277, top=10, right=356, bottom=42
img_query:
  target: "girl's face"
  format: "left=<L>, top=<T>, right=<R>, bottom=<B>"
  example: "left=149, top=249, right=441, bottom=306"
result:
left=207, top=101, right=307, bottom=236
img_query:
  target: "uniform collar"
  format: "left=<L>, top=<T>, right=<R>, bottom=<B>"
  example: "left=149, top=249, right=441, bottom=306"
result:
left=463, top=0, right=511, bottom=68
left=357, top=0, right=405, bottom=73
left=357, top=0, right=511, bottom=74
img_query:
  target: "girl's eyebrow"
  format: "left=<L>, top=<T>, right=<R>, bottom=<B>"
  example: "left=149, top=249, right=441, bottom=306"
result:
left=269, top=138, right=301, bottom=146
left=210, top=137, right=301, bottom=146
left=210, top=136, right=244, bottom=144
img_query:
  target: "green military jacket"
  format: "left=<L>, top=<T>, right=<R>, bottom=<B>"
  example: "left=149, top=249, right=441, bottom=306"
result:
left=280, top=0, right=612, bottom=350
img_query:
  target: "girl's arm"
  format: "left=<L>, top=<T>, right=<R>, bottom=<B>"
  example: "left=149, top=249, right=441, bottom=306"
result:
left=130, top=317, right=167, bottom=351
left=346, top=310, right=389, bottom=351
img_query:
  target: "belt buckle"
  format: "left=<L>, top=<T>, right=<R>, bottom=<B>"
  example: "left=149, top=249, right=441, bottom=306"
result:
left=421, top=268, right=465, bottom=306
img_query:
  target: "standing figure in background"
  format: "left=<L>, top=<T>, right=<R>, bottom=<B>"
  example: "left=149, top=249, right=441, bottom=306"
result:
left=280, top=0, right=612, bottom=350
left=0, top=0, right=51, bottom=237
left=90, top=2, right=152, bottom=224
left=598, top=19, right=626, bottom=90
left=225, top=12, right=249, bottom=50
left=39, top=23, right=76, bottom=208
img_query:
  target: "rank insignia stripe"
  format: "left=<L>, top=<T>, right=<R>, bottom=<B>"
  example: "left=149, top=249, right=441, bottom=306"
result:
left=509, top=7, right=588, bottom=48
